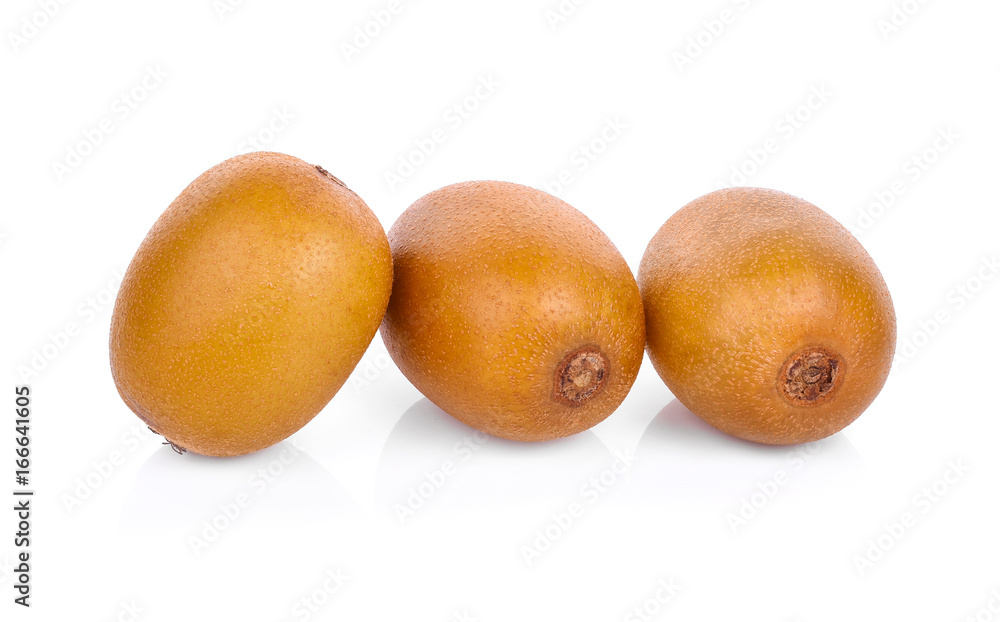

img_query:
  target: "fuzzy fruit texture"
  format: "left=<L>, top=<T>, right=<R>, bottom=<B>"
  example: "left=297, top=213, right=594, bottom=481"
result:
left=381, top=181, right=646, bottom=442
left=639, top=188, right=896, bottom=445
left=110, top=152, right=393, bottom=457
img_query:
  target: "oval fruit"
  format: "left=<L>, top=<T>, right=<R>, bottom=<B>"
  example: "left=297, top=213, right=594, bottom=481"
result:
left=110, top=152, right=393, bottom=457
left=381, top=181, right=646, bottom=442
left=639, top=187, right=896, bottom=445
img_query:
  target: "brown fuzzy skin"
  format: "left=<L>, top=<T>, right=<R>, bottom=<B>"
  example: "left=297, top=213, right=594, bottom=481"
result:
left=638, top=188, right=896, bottom=445
left=381, top=181, right=646, bottom=442
left=110, top=152, right=393, bottom=457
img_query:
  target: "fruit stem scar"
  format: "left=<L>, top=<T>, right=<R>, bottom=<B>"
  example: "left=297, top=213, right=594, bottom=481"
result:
left=314, top=165, right=348, bottom=189
left=163, top=440, right=187, bottom=455
left=148, top=425, right=188, bottom=455
left=779, top=346, right=844, bottom=406
left=554, top=346, right=609, bottom=406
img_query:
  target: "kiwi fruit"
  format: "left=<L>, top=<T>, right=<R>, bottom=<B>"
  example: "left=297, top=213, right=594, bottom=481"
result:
left=110, top=152, right=393, bottom=457
left=380, top=181, right=645, bottom=442
left=639, top=187, right=895, bottom=445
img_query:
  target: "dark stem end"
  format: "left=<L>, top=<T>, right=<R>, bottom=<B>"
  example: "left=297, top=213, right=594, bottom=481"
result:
left=779, top=346, right=843, bottom=406
left=554, top=346, right=609, bottom=406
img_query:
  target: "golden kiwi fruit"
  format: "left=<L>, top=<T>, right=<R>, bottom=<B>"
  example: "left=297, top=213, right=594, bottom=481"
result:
left=380, top=181, right=646, bottom=442
left=639, top=187, right=895, bottom=445
left=110, top=152, right=393, bottom=457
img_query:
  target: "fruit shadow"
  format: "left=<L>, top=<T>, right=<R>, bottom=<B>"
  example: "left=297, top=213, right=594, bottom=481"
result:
left=119, top=440, right=360, bottom=533
left=625, top=399, right=866, bottom=504
left=375, top=398, right=616, bottom=519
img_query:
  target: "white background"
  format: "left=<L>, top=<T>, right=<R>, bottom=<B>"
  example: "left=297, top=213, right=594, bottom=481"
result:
left=2, top=0, right=999, bottom=620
